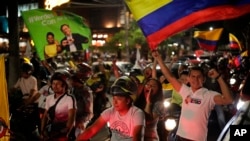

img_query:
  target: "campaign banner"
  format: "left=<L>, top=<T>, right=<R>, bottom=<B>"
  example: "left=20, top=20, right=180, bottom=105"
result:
left=22, top=9, right=91, bottom=60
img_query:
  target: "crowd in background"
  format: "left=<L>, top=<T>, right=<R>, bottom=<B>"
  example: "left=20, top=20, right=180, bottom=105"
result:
left=7, top=45, right=250, bottom=141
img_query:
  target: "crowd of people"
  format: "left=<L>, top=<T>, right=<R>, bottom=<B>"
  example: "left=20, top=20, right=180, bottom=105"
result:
left=9, top=48, right=250, bottom=141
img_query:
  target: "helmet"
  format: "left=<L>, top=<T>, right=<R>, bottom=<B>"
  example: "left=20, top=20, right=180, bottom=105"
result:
left=20, top=57, right=31, bottom=64
left=110, top=76, right=137, bottom=101
left=77, top=62, right=92, bottom=72
left=129, top=68, right=144, bottom=84
left=86, top=72, right=107, bottom=92
left=50, top=70, right=71, bottom=89
left=21, top=62, right=34, bottom=75
left=76, top=62, right=92, bottom=81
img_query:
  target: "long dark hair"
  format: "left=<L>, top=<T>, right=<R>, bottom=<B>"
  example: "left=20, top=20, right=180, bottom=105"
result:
left=134, top=78, right=163, bottom=110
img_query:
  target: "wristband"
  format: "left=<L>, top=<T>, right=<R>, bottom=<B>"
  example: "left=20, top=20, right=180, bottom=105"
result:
left=216, top=74, right=221, bottom=80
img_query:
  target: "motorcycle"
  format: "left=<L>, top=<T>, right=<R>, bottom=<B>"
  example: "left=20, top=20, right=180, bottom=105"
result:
left=8, top=89, right=40, bottom=141
left=162, top=98, right=181, bottom=141
left=0, top=116, right=34, bottom=141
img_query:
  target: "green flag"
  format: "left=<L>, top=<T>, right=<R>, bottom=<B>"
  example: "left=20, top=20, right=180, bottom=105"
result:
left=22, top=9, right=91, bottom=60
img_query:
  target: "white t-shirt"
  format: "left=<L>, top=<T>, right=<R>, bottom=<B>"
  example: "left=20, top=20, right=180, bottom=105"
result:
left=14, top=76, right=37, bottom=99
left=101, top=106, right=145, bottom=141
left=37, top=85, right=54, bottom=109
left=45, top=93, right=77, bottom=122
left=177, top=84, right=219, bottom=141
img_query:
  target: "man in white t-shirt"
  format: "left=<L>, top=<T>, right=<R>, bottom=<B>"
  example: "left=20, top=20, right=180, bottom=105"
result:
left=77, top=76, right=145, bottom=141
left=152, top=51, right=233, bottom=141
left=40, top=71, right=77, bottom=141
left=14, top=62, right=38, bottom=101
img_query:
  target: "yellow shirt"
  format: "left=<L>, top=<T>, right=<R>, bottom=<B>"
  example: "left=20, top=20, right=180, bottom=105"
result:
left=45, top=44, right=57, bottom=58
left=162, top=83, right=182, bottom=106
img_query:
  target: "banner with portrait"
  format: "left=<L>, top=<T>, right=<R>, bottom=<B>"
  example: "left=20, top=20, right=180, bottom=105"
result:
left=22, top=9, right=91, bottom=61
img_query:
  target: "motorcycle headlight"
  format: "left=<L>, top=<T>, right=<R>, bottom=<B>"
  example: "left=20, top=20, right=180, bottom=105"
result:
left=236, top=99, right=245, bottom=110
left=165, top=118, right=177, bottom=131
left=229, top=78, right=236, bottom=85
left=163, top=98, right=171, bottom=108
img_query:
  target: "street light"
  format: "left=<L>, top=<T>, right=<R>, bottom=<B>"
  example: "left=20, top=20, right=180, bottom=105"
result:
left=45, top=0, right=70, bottom=10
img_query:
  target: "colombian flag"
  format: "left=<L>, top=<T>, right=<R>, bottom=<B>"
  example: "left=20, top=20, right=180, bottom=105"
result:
left=229, top=33, right=242, bottom=50
left=0, top=55, right=10, bottom=140
left=193, top=28, right=223, bottom=51
left=125, top=0, right=250, bottom=50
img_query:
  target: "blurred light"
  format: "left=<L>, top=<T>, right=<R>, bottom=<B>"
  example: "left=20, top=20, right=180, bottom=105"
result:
left=45, top=0, right=70, bottom=10
left=173, top=43, right=178, bottom=46
left=19, top=42, right=27, bottom=47
left=0, top=38, right=3, bottom=43
left=163, top=99, right=171, bottom=108
left=230, top=78, right=236, bottom=85
left=117, top=43, right=122, bottom=46
left=209, top=27, right=213, bottom=31
left=30, top=40, right=35, bottom=46
left=117, top=23, right=121, bottom=27
left=97, top=34, right=103, bottom=38
left=107, top=122, right=110, bottom=127
left=197, top=57, right=201, bottom=62
left=237, top=99, right=245, bottom=110
left=105, top=22, right=115, bottom=28
left=92, top=40, right=106, bottom=47
left=92, top=34, right=97, bottom=38
left=165, top=118, right=177, bottom=131
left=22, top=24, right=28, bottom=32
left=103, top=34, right=108, bottom=38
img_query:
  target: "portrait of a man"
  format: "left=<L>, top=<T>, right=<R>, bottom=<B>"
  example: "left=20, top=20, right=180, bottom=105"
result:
left=60, top=24, right=89, bottom=52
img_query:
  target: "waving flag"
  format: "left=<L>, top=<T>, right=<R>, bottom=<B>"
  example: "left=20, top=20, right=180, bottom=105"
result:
left=125, top=0, right=250, bottom=50
left=22, top=9, right=91, bottom=61
left=0, top=55, right=10, bottom=141
left=194, top=28, right=223, bottom=51
left=229, top=33, right=242, bottom=50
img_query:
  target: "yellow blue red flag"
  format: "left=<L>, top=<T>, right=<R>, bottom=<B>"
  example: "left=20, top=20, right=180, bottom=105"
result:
left=0, top=55, right=10, bottom=140
left=229, top=33, right=242, bottom=50
left=125, top=0, right=250, bottom=50
left=194, top=28, right=223, bottom=51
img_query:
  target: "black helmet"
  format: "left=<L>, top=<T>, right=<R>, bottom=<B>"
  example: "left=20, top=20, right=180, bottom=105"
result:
left=129, top=68, right=144, bottom=84
left=86, top=72, right=107, bottom=92
left=110, top=76, right=137, bottom=101
left=21, top=62, right=34, bottom=75
left=50, top=70, right=71, bottom=89
left=76, top=62, right=92, bottom=81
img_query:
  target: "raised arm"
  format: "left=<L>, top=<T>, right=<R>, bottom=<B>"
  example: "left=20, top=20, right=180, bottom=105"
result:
left=112, top=58, right=121, bottom=78
left=152, top=51, right=182, bottom=92
left=151, top=59, right=158, bottom=79
left=208, top=69, right=233, bottom=105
